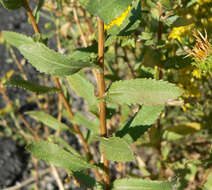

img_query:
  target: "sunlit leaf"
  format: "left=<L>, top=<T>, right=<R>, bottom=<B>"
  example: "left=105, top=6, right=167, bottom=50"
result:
left=98, top=137, right=134, bottom=162
left=50, top=135, right=80, bottom=157
left=2, top=31, right=98, bottom=76
left=112, top=178, right=175, bottom=190
left=67, top=73, right=98, bottom=109
left=106, top=79, right=183, bottom=106
left=166, top=122, right=202, bottom=135
left=131, top=105, right=164, bottom=126
left=71, top=112, right=99, bottom=134
left=27, top=111, right=74, bottom=133
left=27, top=141, right=95, bottom=172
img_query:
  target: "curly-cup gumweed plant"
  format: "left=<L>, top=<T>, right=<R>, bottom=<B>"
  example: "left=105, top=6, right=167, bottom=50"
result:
left=1, top=0, right=212, bottom=189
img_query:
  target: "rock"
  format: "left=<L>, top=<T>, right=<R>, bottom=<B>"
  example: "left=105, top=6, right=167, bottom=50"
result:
left=0, top=137, right=28, bottom=188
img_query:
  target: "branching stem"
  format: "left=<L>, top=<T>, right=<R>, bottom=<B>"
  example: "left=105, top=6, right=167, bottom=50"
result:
left=22, top=0, right=103, bottom=183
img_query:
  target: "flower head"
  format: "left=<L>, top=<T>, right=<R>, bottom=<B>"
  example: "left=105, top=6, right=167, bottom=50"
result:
left=168, top=24, right=194, bottom=42
left=185, top=30, right=212, bottom=75
left=185, top=30, right=212, bottom=61
left=197, top=0, right=211, bottom=5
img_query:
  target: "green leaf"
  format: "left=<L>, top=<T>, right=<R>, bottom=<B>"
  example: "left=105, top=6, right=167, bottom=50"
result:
left=139, top=32, right=153, bottom=40
left=73, top=172, right=104, bottom=189
left=4, top=78, right=60, bottom=94
left=112, top=178, right=174, bottom=190
left=27, top=141, right=95, bottom=172
left=106, top=79, right=183, bottom=106
left=0, top=0, right=24, bottom=10
left=98, top=137, right=134, bottom=162
left=116, top=118, right=150, bottom=144
left=27, top=111, right=74, bottom=133
left=67, top=73, right=98, bottom=109
left=71, top=44, right=98, bottom=61
left=166, top=122, right=202, bottom=135
left=71, top=112, right=99, bottom=134
left=19, top=43, right=95, bottom=76
left=159, top=0, right=174, bottom=10
left=121, top=104, right=131, bottom=124
left=80, top=0, right=131, bottom=25
left=131, top=105, right=164, bottom=126
left=50, top=135, right=80, bottom=157
left=116, top=105, right=164, bottom=144
left=2, top=31, right=97, bottom=76
left=2, top=31, right=33, bottom=47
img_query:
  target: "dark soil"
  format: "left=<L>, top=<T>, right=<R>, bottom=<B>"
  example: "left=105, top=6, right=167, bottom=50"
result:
left=0, top=137, right=29, bottom=188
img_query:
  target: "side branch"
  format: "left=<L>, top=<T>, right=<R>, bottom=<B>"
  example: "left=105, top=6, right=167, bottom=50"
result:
left=22, top=0, right=103, bottom=183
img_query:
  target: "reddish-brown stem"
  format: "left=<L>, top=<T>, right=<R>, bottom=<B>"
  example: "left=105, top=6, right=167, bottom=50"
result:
left=18, top=114, right=41, bottom=140
left=53, top=77, right=90, bottom=152
left=97, top=20, right=107, bottom=137
left=23, top=0, right=40, bottom=34
left=157, top=3, right=163, bottom=80
left=200, top=165, right=212, bottom=186
left=23, top=0, right=103, bottom=183
left=53, top=76, right=103, bottom=183
left=96, top=18, right=110, bottom=189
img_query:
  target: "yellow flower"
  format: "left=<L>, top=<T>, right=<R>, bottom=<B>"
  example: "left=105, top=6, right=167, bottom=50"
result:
left=168, top=24, right=194, bottom=42
left=175, top=67, right=201, bottom=100
left=182, top=103, right=191, bottom=112
left=104, top=6, right=132, bottom=30
left=197, top=0, right=211, bottom=5
left=192, top=69, right=201, bottom=78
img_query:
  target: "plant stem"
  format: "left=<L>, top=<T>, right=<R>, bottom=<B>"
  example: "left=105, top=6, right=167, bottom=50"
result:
left=200, top=165, right=212, bottom=186
left=96, top=18, right=110, bottom=189
left=157, top=3, right=163, bottom=79
left=72, top=2, right=88, bottom=47
left=53, top=77, right=90, bottom=152
left=32, top=157, right=40, bottom=190
left=97, top=19, right=107, bottom=137
left=50, top=164, right=65, bottom=190
left=23, top=0, right=103, bottom=183
left=23, top=0, right=40, bottom=34
left=156, top=2, right=165, bottom=178
left=53, top=78, right=103, bottom=182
